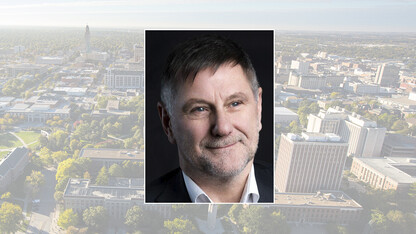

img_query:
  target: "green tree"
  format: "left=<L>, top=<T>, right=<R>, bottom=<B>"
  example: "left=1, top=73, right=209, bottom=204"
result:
left=70, top=139, right=81, bottom=152
left=0, top=202, right=24, bottom=234
left=47, top=130, right=69, bottom=151
left=330, top=92, right=342, bottom=99
left=409, top=182, right=416, bottom=200
left=108, top=164, right=124, bottom=177
left=125, top=206, right=145, bottom=230
left=55, top=176, right=70, bottom=192
left=391, top=120, right=409, bottom=133
left=82, top=206, right=108, bottom=231
left=83, top=171, right=91, bottom=179
left=95, top=166, right=109, bottom=185
left=56, top=158, right=77, bottom=182
left=238, top=206, right=269, bottom=233
left=39, top=147, right=53, bottom=166
left=39, top=135, right=48, bottom=147
left=1, top=192, right=11, bottom=200
left=25, top=170, right=45, bottom=195
left=371, top=209, right=388, bottom=234
left=164, top=218, right=197, bottom=234
left=228, top=204, right=242, bottom=223
left=58, top=209, right=79, bottom=230
left=51, top=151, right=68, bottom=164
left=54, top=191, right=64, bottom=204
left=122, top=160, right=144, bottom=178
left=289, top=120, right=302, bottom=134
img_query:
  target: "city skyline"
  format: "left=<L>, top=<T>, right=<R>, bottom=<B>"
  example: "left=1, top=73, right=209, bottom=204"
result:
left=0, top=0, right=415, bottom=32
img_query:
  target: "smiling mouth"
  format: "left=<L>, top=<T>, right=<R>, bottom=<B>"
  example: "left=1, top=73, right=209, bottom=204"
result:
left=206, top=142, right=237, bottom=149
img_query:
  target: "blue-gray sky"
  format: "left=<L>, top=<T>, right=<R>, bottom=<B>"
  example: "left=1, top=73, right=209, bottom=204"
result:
left=0, top=0, right=415, bottom=32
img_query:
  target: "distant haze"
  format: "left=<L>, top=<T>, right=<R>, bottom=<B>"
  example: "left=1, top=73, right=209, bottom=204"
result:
left=0, top=0, right=415, bottom=32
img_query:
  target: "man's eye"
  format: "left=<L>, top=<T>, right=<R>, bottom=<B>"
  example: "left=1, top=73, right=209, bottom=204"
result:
left=191, top=107, right=207, bottom=112
left=231, top=101, right=242, bottom=107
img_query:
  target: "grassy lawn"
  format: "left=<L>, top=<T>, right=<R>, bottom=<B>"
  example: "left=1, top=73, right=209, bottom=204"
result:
left=0, top=150, right=11, bottom=159
left=0, top=133, right=23, bottom=149
left=14, top=131, right=41, bottom=145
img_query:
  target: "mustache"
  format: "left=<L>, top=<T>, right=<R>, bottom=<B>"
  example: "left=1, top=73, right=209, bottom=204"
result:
left=202, top=135, right=243, bottom=148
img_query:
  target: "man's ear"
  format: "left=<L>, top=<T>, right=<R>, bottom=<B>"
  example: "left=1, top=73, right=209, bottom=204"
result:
left=157, top=102, right=176, bottom=144
left=256, top=87, right=263, bottom=131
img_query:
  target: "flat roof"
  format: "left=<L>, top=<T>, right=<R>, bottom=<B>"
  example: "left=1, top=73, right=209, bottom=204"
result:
left=381, top=96, right=416, bottom=106
left=355, top=157, right=416, bottom=184
left=275, top=190, right=362, bottom=209
left=275, top=107, right=298, bottom=116
left=63, top=178, right=143, bottom=200
left=0, top=147, right=28, bottom=176
left=80, top=148, right=144, bottom=160
left=384, top=134, right=416, bottom=149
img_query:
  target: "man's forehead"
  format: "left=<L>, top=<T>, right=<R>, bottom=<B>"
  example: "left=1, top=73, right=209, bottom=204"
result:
left=173, top=66, right=256, bottom=109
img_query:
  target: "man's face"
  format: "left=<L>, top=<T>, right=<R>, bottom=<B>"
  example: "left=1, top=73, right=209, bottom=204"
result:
left=167, top=63, right=262, bottom=179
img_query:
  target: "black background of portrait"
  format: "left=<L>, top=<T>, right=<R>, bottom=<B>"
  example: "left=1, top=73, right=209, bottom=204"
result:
left=145, top=30, right=274, bottom=188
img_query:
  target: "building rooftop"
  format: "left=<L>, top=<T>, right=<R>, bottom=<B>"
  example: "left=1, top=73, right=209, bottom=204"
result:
left=63, top=178, right=143, bottom=200
left=275, top=107, right=298, bottom=116
left=107, top=69, right=143, bottom=76
left=91, top=109, right=130, bottom=116
left=0, top=97, right=15, bottom=102
left=381, top=96, right=416, bottom=106
left=80, top=148, right=144, bottom=161
left=0, top=147, right=29, bottom=176
left=275, top=190, right=362, bottom=209
left=355, top=157, right=416, bottom=184
left=53, top=87, right=88, bottom=93
left=383, top=134, right=416, bottom=150
left=10, top=103, right=30, bottom=110
left=286, top=132, right=345, bottom=143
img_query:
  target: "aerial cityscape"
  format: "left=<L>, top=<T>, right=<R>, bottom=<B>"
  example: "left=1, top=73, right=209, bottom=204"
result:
left=1, top=0, right=416, bottom=231
left=0, top=24, right=415, bottom=233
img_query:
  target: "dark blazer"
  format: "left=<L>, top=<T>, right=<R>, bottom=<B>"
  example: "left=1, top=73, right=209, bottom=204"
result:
left=146, top=161, right=273, bottom=203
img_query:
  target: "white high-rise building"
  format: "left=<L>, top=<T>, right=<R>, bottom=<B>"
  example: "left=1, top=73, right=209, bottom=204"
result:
left=276, top=133, right=348, bottom=193
left=374, top=63, right=399, bottom=87
left=307, top=108, right=386, bottom=157
left=307, top=108, right=347, bottom=133
left=290, top=60, right=310, bottom=74
left=339, top=114, right=386, bottom=157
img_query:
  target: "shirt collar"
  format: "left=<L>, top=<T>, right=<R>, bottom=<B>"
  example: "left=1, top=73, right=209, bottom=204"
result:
left=182, top=164, right=259, bottom=203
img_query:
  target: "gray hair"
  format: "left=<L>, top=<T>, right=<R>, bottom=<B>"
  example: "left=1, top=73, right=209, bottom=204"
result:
left=160, top=34, right=259, bottom=114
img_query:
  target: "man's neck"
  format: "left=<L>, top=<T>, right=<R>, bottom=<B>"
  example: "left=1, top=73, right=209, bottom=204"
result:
left=182, top=161, right=253, bottom=203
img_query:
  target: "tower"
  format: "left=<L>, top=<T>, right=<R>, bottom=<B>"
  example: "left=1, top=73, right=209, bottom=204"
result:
left=85, top=25, right=91, bottom=53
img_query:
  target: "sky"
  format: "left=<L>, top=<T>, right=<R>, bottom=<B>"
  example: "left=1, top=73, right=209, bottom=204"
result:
left=0, top=0, right=415, bottom=32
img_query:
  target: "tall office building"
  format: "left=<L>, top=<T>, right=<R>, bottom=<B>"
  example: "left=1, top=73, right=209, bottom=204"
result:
left=85, top=25, right=91, bottom=53
left=374, top=63, right=399, bottom=87
left=288, top=72, right=326, bottom=90
left=307, top=108, right=347, bottom=133
left=338, top=114, right=386, bottom=157
left=276, top=133, right=348, bottom=193
left=104, top=69, right=144, bottom=90
left=290, top=60, right=310, bottom=74
left=308, top=108, right=386, bottom=157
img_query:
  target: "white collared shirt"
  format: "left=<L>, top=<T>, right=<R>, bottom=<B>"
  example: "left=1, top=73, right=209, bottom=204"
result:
left=182, top=164, right=260, bottom=203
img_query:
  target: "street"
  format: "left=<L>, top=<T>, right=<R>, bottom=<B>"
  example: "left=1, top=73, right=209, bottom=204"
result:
left=24, top=168, right=57, bottom=234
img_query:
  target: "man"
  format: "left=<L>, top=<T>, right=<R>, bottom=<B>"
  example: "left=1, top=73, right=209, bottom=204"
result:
left=146, top=34, right=273, bottom=203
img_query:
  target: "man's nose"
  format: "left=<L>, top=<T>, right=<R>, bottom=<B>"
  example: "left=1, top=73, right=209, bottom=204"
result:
left=211, top=110, right=233, bottom=137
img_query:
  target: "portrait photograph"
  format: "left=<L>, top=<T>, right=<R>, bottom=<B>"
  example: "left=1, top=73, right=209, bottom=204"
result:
left=145, top=30, right=274, bottom=203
